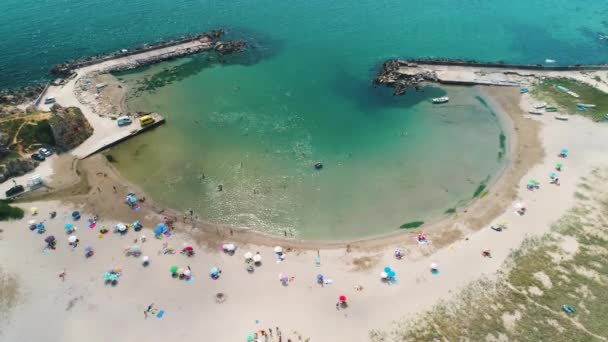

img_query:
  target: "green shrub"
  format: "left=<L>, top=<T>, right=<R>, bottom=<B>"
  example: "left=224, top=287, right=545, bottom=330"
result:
left=0, top=200, right=24, bottom=221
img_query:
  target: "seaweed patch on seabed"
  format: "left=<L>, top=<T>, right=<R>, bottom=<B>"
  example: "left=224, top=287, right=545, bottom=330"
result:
left=371, top=169, right=608, bottom=341
left=498, top=131, right=507, bottom=161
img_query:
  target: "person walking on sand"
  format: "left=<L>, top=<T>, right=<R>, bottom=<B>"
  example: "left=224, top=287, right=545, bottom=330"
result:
left=144, top=310, right=148, bottom=319
left=58, top=269, right=66, bottom=281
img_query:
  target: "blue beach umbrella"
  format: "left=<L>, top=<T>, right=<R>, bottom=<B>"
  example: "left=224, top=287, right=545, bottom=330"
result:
left=64, top=223, right=73, bottom=230
left=317, top=274, right=324, bottom=282
left=154, top=223, right=168, bottom=235
left=72, top=211, right=80, bottom=219
left=550, top=171, right=557, bottom=178
left=384, top=266, right=392, bottom=273
left=561, top=148, right=568, bottom=155
left=388, top=271, right=396, bottom=278
left=210, top=267, right=219, bottom=275
left=36, top=223, right=45, bottom=230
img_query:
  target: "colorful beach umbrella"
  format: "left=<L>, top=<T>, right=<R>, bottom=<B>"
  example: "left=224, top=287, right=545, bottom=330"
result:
left=72, top=211, right=80, bottom=218
left=557, top=163, right=563, bottom=169
left=253, top=254, right=262, bottom=263
left=103, top=272, right=111, bottom=279
left=380, top=271, right=388, bottom=279
left=210, top=267, right=219, bottom=275
left=170, top=266, right=178, bottom=274
left=383, top=266, right=392, bottom=273
left=44, top=235, right=55, bottom=243
left=244, top=252, right=253, bottom=260
left=339, top=295, right=347, bottom=303
left=84, top=245, right=93, bottom=252
left=274, top=246, right=283, bottom=253
left=68, top=235, right=77, bottom=243
left=183, top=269, right=191, bottom=277
left=561, top=148, right=568, bottom=154
left=246, top=333, right=255, bottom=341
left=430, top=263, right=438, bottom=270
left=64, top=223, right=74, bottom=230
left=317, top=274, right=324, bottom=281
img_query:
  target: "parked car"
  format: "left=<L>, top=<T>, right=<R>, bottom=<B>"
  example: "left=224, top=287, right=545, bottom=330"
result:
left=38, top=148, right=52, bottom=157
left=139, top=115, right=156, bottom=126
left=5, top=185, right=24, bottom=197
left=31, top=153, right=45, bottom=161
left=117, top=116, right=133, bottom=126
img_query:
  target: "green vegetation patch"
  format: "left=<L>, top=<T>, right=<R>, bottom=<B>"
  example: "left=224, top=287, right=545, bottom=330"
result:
left=399, top=221, right=424, bottom=229
left=531, top=77, right=608, bottom=121
left=371, top=174, right=608, bottom=341
left=0, top=118, right=25, bottom=147
left=444, top=208, right=456, bottom=215
left=0, top=200, right=24, bottom=221
left=17, top=120, right=55, bottom=149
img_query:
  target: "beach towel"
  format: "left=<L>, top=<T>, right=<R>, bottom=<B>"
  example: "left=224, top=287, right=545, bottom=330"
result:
left=156, top=310, right=164, bottom=318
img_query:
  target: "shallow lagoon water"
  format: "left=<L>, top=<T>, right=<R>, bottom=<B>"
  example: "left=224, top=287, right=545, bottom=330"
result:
left=110, top=56, right=504, bottom=239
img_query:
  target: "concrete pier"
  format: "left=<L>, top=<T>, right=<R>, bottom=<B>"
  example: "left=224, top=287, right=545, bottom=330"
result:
left=78, top=113, right=166, bottom=159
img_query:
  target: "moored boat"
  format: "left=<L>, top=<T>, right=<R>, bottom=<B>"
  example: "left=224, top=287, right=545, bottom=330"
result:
left=577, top=103, right=596, bottom=108
left=567, top=91, right=580, bottom=98
left=519, top=87, right=529, bottom=93
left=533, top=102, right=547, bottom=109
left=555, top=115, right=569, bottom=121
left=545, top=59, right=556, bottom=63
left=528, top=110, right=543, bottom=115
left=545, top=106, right=558, bottom=112
left=432, top=96, right=449, bottom=104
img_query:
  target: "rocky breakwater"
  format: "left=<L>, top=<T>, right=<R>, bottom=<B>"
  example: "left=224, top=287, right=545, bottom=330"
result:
left=374, top=60, right=438, bottom=96
left=50, top=29, right=247, bottom=77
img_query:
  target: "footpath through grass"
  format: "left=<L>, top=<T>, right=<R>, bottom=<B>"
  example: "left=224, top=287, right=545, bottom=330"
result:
left=371, top=169, right=608, bottom=341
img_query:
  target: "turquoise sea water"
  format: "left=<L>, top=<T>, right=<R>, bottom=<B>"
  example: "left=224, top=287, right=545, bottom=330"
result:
left=2, top=0, right=607, bottom=239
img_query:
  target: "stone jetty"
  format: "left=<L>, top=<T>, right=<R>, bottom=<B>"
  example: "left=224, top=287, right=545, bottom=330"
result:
left=374, top=58, right=608, bottom=95
left=50, top=29, right=246, bottom=77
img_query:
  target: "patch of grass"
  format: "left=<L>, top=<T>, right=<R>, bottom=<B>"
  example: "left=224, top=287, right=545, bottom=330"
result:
left=0, top=118, right=25, bottom=147
left=373, top=168, right=608, bottom=341
left=17, top=120, right=55, bottom=149
left=0, top=200, right=24, bottom=221
left=531, top=77, right=608, bottom=121
left=399, top=221, right=424, bottom=229
left=444, top=208, right=456, bottom=215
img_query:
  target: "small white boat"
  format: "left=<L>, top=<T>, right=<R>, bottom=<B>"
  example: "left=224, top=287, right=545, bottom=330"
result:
left=432, top=96, right=449, bottom=104
left=567, top=91, right=580, bottom=98
left=533, top=102, right=547, bottom=109
left=545, top=59, right=556, bottom=63
left=555, top=115, right=569, bottom=121
left=528, top=110, right=543, bottom=115
left=577, top=103, right=596, bottom=108
left=44, top=96, right=56, bottom=104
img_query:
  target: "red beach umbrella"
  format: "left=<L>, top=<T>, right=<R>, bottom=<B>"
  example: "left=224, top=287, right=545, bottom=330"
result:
left=339, top=295, right=347, bottom=303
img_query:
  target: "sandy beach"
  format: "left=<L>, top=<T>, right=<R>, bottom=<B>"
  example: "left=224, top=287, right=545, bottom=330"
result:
left=3, top=60, right=608, bottom=341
